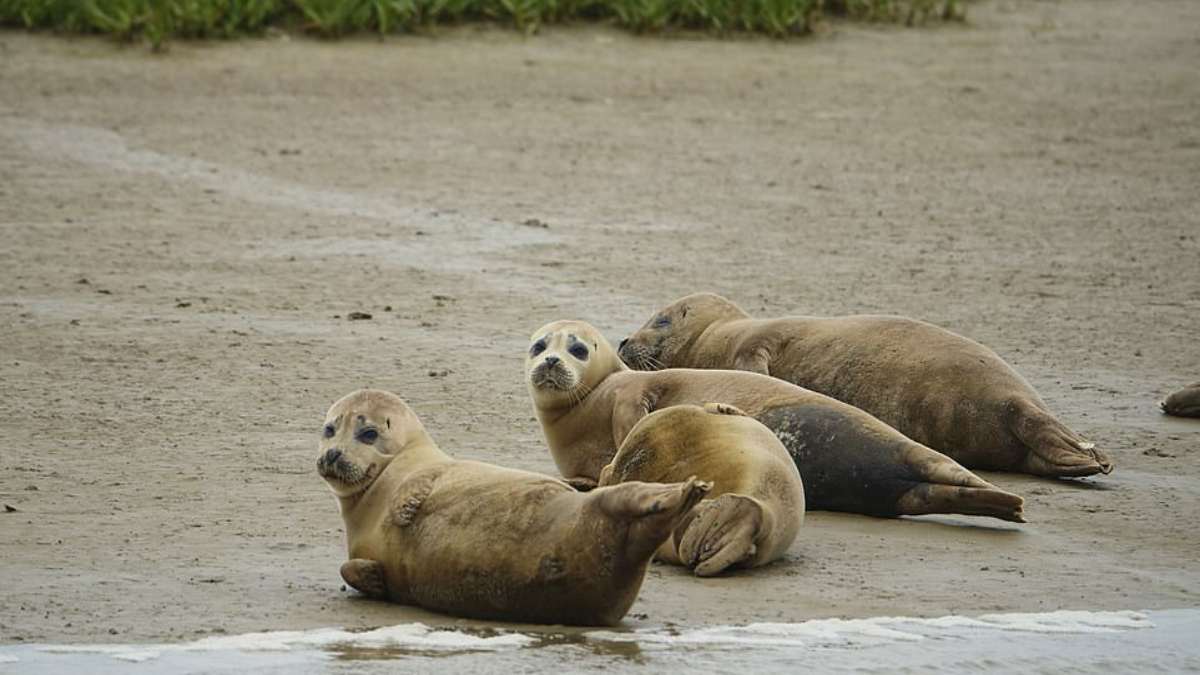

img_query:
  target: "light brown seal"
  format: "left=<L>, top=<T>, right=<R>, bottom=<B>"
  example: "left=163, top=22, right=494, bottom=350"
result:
left=317, top=389, right=710, bottom=626
left=526, top=320, right=1025, bottom=523
left=618, top=293, right=1113, bottom=478
left=1161, top=383, right=1200, bottom=418
left=598, top=403, right=805, bottom=576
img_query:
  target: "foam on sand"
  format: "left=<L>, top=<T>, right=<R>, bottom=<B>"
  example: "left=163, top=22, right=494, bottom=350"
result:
left=6, top=608, right=1179, bottom=669
left=38, top=623, right=534, bottom=663
left=586, top=609, right=1152, bottom=649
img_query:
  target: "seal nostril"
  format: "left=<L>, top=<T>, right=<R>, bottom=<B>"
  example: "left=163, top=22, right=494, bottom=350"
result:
left=545, top=356, right=560, bottom=367
left=324, top=448, right=343, bottom=465
left=618, top=338, right=628, bottom=350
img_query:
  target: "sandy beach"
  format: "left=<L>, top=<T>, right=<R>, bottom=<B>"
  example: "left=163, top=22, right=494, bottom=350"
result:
left=1, top=0, right=1198, bottom=646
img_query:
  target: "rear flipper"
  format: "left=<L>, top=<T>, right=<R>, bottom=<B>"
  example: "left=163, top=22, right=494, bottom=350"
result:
left=758, top=404, right=1023, bottom=522
left=676, top=494, right=767, bottom=577
left=896, top=483, right=1026, bottom=523
left=1011, top=399, right=1113, bottom=477
left=594, top=477, right=712, bottom=558
left=341, top=558, right=387, bottom=599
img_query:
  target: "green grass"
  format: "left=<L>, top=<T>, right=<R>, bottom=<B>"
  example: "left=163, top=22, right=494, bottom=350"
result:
left=0, top=0, right=963, bottom=46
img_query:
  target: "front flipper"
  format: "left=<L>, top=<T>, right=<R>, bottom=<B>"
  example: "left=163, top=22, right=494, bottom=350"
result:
left=733, top=344, right=771, bottom=375
left=341, top=559, right=387, bottom=599
left=565, top=476, right=598, bottom=492
left=703, top=402, right=749, bottom=417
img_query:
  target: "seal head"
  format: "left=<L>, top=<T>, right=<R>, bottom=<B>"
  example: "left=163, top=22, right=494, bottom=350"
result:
left=1161, top=382, right=1200, bottom=418
left=526, top=320, right=626, bottom=413
left=317, top=389, right=429, bottom=499
left=619, top=292, right=748, bottom=370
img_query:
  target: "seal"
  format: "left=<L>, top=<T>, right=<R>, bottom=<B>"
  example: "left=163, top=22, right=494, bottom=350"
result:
left=527, top=320, right=1025, bottom=523
left=1161, top=383, right=1200, bottom=418
left=598, top=403, right=805, bottom=576
left=618, top=293, right=1113, bottom=478
left=318, top=389, right=710, bottom=626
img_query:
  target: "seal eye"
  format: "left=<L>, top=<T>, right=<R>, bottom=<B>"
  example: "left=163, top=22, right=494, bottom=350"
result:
left=530, top=340, right=547, bottom=357
left=654, top=315, right=671, bottom=328
left=568, top=344, right=589, bottom=361
left=323, top=424, right=336, bottom=438
left=357, top=429, right=379, bottom=445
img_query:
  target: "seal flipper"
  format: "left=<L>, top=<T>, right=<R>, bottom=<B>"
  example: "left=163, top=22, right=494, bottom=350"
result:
left=564, top=476, right=598, bottom=492
left=676, top=493, right=765, bottom=577
left=1010, top=398, right=1113, bottom=477
left=593, top=477, right=712, bottom=560
left=340, top=558, right=387, bottom=598
left=896, top=484, right=1026, bottom=523
left=758, top=404, right=1024, bottom=522
left=893, top=449, right=1026, bottom=522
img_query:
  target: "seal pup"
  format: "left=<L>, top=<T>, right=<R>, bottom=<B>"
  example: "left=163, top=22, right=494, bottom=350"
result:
left=598, top=403, right=805, bottom=576
left=318, top=389, right=710, bottom=626
left=618, top=293, right=1113, bottom=478
left=1161, top=383, right=1200, bottom=418
left=526, top=320, right=1025, bottom=523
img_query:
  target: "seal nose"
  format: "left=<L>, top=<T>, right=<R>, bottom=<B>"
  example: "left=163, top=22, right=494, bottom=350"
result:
left=544, top=356, right=560, bottom=368
left=619, top=338, right=629, bottom=351
left=322, top=448, right=343, bottom=466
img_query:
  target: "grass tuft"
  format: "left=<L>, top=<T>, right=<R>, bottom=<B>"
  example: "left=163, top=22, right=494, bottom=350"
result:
left=0, top=0, right=964, bottom=45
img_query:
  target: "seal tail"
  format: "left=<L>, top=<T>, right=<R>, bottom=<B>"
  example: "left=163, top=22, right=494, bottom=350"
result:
left=675, top=493, right=766, bottom=577
left=1010, top=398, right=1113, bottom=477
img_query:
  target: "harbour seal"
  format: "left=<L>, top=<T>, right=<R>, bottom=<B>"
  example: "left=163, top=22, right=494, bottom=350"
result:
left=598, top=403, right=805, bottom=576
left=1161, top=383, right=1200, bottom=418
left=527, top=320, right=1025, bottom=523
left=618, top=293, right=1113, bottom=478
left=318, top=389, right=710, bottom=626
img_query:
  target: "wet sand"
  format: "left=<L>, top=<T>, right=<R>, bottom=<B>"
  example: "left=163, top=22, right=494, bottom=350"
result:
left=1, top=0, right=1198, bottom=644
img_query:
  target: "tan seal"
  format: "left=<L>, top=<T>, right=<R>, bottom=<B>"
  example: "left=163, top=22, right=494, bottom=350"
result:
left=598, top=403, right=805, bottom=576
left=317, top=389, right=710, bottom=626
left=526, top=320, right=1025, bottom=523
left=1161, top=383, right=1200, bottom=418
left=618, top=293, right=1113, bottom=478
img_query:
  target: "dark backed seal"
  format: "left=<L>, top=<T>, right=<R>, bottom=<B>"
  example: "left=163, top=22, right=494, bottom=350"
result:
left=318, top=389, right=710, bottom=626
left=618, top=293, right=1113, bottom=478
left=599, top=403, right=805, bottom=576
left=526, top=320, right=1025, bottom=523
left=1162, top=383, right=1200, bottom=418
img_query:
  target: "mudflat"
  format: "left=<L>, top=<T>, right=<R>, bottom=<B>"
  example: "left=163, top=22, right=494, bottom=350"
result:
left=1, top=0, right=1197, bottom=643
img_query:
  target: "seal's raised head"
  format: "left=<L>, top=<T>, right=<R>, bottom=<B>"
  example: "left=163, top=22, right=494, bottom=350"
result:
left=526, top=320, right=625, bottom=411
left=619, top=293, right=749, bottom=371
left=1161, top=382, right=1200, bottom=418
left=317, top=389, right=429, bottom=498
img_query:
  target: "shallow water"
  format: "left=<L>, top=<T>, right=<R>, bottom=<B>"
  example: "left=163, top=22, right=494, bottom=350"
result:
left=3, top=609, right=1198, bottom=674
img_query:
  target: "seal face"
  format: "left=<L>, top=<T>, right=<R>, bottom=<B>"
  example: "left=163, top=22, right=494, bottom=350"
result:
left=317, top=390, right=420, bottom=499
left=1161, top=383, right=1200, bottom=418
left=526, top=320, right=624, bottom=411
left=619, top=293, right=746, bottom=372
left=317, top=388, right=711, bottom=626
left=620, top=293, right=1114, bottom=479
left=526, top=320, right=1026, bottom=523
